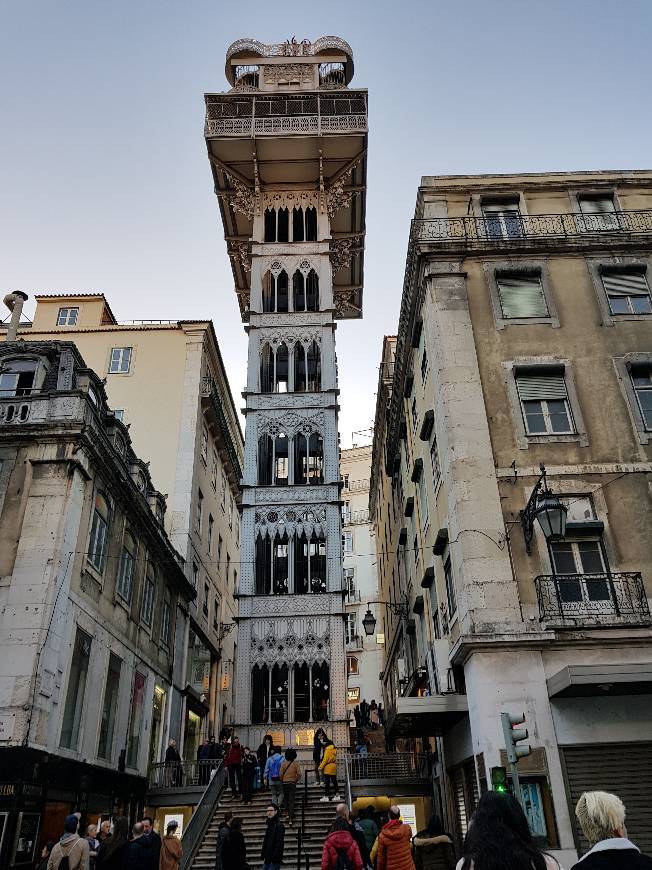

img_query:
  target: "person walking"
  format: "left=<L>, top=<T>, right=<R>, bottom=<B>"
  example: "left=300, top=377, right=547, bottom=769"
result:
left=321, top=817, right=363, bottom=870
left=47, top=815, right=90, bottom=870
left=165, top=739, right=182, bottom=787
left=85, top=825, right=100, bottom=870
left=572, top=791, right=652, bottom=870
left=215, top=813, right=233, bottom=870
left=318, top=739, right=340, bottom=803
left=159, top=821, right=182, bottom=870
left=36, top=842, right=55, bottom=870
left=313, top=728, right=327, bottom=785
left=413, top=815, right=455, bottom=870
left=226, top=737, right=244, bottom=799
left=198, top=738, right=211, bottom=786
left=258, top=734, right=274, bottom=787
left=356, top=807, right=378, bottom=858
left=456, top=792, right=560, bottom=870
left=375, top=806, right=414, bottom=870
left=360, top=700, right=369, bottom=728
left=261, top=804, right=285, bottom=870
left=353, top=706, right=362, bottom=730
left=127, top=823, right=152, bottom=870
left=369, top=702, right=379, bottom=730
left=141, top=817, right=162, bottom=870
left=96, top=818, right=130, bottom=870
left=280, top=748, right=302, bottom=825
left=264, top=746, right=285, bottom=809
left=242, top=747, right=258, bottom=804
left=222, top=818, right=247, bottom=870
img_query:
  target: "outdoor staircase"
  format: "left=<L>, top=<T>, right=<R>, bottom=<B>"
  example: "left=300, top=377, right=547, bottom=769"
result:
left=191, top=782, right=339, bottom=870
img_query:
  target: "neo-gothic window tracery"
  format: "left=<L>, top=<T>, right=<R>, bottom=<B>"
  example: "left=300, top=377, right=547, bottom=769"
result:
left=263, top=270, right=289, bottom=313
left=294, top=532, right=327, bottom=594
left=294, top=431, right=324, bottom=485
left=255, top=529, right=327, bottom=593
left=256, top=532, right=290, bottom=595
left=258, top=431, right=289, bottom=486
left=260, top=342, right=289, bottom=393
left=294, top=340, right=321, bottom=391
left=265, top=206, right=317, bottom=243
left=293, top=269, right=319, bottom=312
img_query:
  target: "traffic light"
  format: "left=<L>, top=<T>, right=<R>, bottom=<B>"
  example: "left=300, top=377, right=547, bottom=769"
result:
left=501, top=711, right=531, bottom=763
left=491, top=766, right=508, bottom=793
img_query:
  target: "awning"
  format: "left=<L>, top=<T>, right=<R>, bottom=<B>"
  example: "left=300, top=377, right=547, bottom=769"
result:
left=547, top=663, right=652, bottom=698
left=386, top=693, right=469, bottom=737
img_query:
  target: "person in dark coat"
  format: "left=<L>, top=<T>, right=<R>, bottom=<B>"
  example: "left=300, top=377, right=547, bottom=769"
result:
left=96, top=818, right=129, bottom=870
left=126, top=823, right=153, bottom=870
left=261, top=804, right=285, bottom=870
left=215, top=812, right=233, bottom=870
left=225, top=736, right=244, bottom=798
left=165, top=739, right=182, bottom=786
left=222, top=818, right=247, bottom=870
left=242, top=746, right=257, bottom=804
left=312, top=727, right=326, bottom=784
left=257, top=734, right=274, bottom=785
left=413, top=815, right=455, bottom=870
left=140, top=817, right=161, bottom=870
left=572, top=791, right=652, bottom=870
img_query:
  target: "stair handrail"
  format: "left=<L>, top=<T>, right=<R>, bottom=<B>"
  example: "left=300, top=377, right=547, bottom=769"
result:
left=296, top=767, right=310, bottom=870
left=344, top=753, right=353, bottom=810
left=179, top=759, right=227, bottom=870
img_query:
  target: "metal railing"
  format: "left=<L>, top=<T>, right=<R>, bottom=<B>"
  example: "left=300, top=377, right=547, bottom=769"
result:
left=535, top=572, right=651, bottom=625
left=411, top=209, right=652, bottom=246
left=347, top=479, right=370, bottom=493
left=343, top=509, right=370, bottom=525
left=297, top=769, right=311, bottom=870
left=346, top=635, right=363, bottom=650
left=201, top=375, right=243, bottom=482
left=148, top=759, right=218, bottom=789
left=346, top=751, right=429, bottom=781
left=179, top=761, right=227, bottom=870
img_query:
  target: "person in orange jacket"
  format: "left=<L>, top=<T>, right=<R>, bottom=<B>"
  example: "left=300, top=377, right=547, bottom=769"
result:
left=376, top=806, right=415, bottom=870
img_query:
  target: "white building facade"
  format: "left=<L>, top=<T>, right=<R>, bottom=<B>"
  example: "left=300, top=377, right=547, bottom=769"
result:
left=204, top=36, right=368, bottom=750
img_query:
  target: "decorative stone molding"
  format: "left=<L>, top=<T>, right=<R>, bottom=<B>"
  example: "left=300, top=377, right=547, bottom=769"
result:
left=250, top=616, right=331, bottom=666
left=327, top=155, right=364, bottom=218
left=228, top=241, right=252, bottom=273
left=257, top=327, right=322, bottom=348
left=226, top=35, right=353, bottom=63
left=224, top=170, right=256, bottom=220
left=262, top=190, right=319, bottom=211
left=248, top=393, right=334, bottom=411
left=254, top=504, right=328, bottom=539
left=260, top=255, right=320, bottom=278
left=334, top=289, right=362, bottom=318
left=257, top=409, right=324, bottom=436
left=263, top=63, right=314, bottom=85
left=329, top=237, right=363, bottom=272
left=252, top=485, right=333, bottom=504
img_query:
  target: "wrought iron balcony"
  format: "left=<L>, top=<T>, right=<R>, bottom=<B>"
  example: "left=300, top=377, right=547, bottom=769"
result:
left=346, top=751, right=429, bottom=782
left=535, top=572, right=651, bottom=627
left=148, top=759, right=218, bottom=790
left=205, top=92, right=367, bottom=137
left=411, top=209, right=652, bottom=248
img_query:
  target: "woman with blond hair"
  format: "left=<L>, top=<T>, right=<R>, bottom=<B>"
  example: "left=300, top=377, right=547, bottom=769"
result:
left=572, top=791, right=652, bottom=870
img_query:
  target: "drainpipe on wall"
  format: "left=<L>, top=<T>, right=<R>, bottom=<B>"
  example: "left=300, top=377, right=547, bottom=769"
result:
left=3, top=291, right=28, bottom=341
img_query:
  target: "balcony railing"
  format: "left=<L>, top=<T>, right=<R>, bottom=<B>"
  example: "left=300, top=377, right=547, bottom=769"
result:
left=346, top=751, right=428, bottom=782
left=343, top=509, right=370, bottom=525
left=148, top=760, right=219, bottom=790
left=346, top=634, right=363, bottom=650
left=205, top=93, right=367, bottom=137
left=411, top=209, right=652, bottom=247
left=535, top=572, right=651, bottom=626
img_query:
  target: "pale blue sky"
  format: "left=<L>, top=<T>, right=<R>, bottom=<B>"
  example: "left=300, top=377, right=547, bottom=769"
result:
left=2, top=1, right=651, bottom=445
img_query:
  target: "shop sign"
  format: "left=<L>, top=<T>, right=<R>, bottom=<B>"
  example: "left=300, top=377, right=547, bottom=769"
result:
left=397, top=803, right=417, bottom=832
left=347, top=688, right=360, bottom=704
left=220, top=674, right=230, bottom=690
left=0, top=785, right=15, bottom=797
left=12, top=811, right=40, bottom=865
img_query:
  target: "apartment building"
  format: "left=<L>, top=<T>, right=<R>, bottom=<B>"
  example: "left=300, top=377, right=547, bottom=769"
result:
left=370, top=171, right=652, bottom=864
left=3, top=293, right=244, bottom=763
left=340, top=445, right=382, bottom=711
left=0, top=340, right=194, bottom=867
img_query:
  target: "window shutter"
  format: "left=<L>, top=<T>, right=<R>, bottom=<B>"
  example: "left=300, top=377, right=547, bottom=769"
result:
left=579, top=196, right=615, bottom=214
left=602, top=272, right=650, bottom=297
left=497, top=275, right=548, bottom=318
left=516, top=374, right=567, bottom=401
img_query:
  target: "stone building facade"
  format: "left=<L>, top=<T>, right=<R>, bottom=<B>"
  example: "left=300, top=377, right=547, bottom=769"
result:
left=5, top=294, right=244, bottom=761
left=204, top=36, right=368, bottom=750
left=0, top=340, right=194, bottom=868
left=371, top=171, right=652, bottom=864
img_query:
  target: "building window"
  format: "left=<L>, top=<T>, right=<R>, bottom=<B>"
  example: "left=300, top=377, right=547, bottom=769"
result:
left=233, top=568, right=237, bottom=592
left=418, top=469, right=429, bottom=531
left=255, top=534, right=288, bottom=594
left=482, top=199, right=521, bottom=238
left=0, top=359, right=38, bottom=397
left=430, top=438, right=441, bottom=491
left=88, top=492, right=110, bottom=574
left=127, top=671, right=146, bottom=768
left=213, top=597, right=220, bottom=631
left=294, top=533, right=327, bottom=594
left=497, top=273, right=549, bottom=319
left=192, top=562, right=198, bottom=589
left=260, top=341, right=289, bottom=393
left=60, top=627, right=92, bottom=749
left=294, top=431, right=324, bottom=485
left=203, top=582, right=209, bottom=617
left=347, top=655, right=359, bottom=676
left=221, top=470, right=226, bottom=510
left=217, top=536, right=223, bottom=562
left=602, top=270, right=652, bottom=315
left=161, top=601, right=171, bottom=646
left=108, top=347, right=132, bottom=374
left=293, top=269, right=320, bottom=312
left=421, top=348, right=428, bottom=382
left=226, top=554, right=231, bottom=589
left=294, top=340, right=321, bottom=392
left=97, top=652, right=121, bottom=760
left=549, top=539, right=611, bottom=607
left=343, top=567, right=355, bottom=599
left=116, top=532, right=136, bottom=602
left=341, top=501, right=351, bottom=524
left=345, top=613, right=357, bottom=644
left=342, top=531, right=353, bottom=555
left=229, top=495, right=234, bottom=529
left=411, top=397, right=418, bottom=433
left=208, top=514, right=214, bottom=553
left=211, top=451, right=218, bottom=491
left=444, top=556, right=457, bottom=617
left=258, top=431, right=289, bottom=486
left=577, top=195, right=619, bottom=231
left=196, top=489, right=203, bottom=534
left=631, top=366, right=652, bottom=430
left=140, top=568, right=155, bottom=626
left=516, top=371, right=574, bottom=435
left=57, top=306, right=79, bottom=326
left=262, top=269, right=289, bottom=313
left=113, top=409, right=125, bottom=422
left=201, top=423, right=208, bottom=463
left=342, top=474, right=350, bottom=490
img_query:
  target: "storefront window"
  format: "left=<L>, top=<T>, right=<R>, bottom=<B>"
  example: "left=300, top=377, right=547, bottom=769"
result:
left=126, top=671, right=146, bottom=769
left=60, top=627, right=92, bottom=750
left=98, top=653, right=122, bottom=760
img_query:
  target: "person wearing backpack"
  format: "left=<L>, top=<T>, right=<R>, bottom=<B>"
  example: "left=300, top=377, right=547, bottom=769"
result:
left=264, top=746, right=285, bottom=809
left=280, top=748, right=302, bottom=825
left=47, top=814, right=90, bottom=870
left=321, top=817, right=363, bottom=870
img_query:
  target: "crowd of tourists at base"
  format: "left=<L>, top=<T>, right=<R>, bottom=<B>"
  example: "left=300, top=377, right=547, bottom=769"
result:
left=42, top=813, right=183, bottom=870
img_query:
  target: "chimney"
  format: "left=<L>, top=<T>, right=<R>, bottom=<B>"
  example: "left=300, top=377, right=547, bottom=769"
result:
left=4, top=291, right=28, bottom=341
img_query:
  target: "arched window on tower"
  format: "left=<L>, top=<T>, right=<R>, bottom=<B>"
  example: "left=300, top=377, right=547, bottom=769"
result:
left=312, top=662, right=330, bottom=721
left=293, top=271, right=305, bottom=311
left=294, top=532, right=327, bottom=594
left=271, top=663, right=289, bottom=722
left=264, top=208, right=276, bottom=243
left=264, top=206, right=317, bottom=243
left=293, top=663, right=310, bottom=722
left=306, top=270, right=319, bottom=311
left=294, top=341, right=321, bottom=392
left=259, top=342, right=289, bottom=393
left=277, top=208, right=289, bottom=243
left=262, top=271, right=289, bottom=313
left=258, top=431, right=289, bottom=486
left=251, top=664, right=270, bottom=724
left=255, top=532, right=290, bottom=595
left=293, top=270, right=319, bottom=312
left=293, top=207, right=305, bottom=243
left=294, top=432, right=324, bottom=485
left=305, top=207, right=317, bottom=241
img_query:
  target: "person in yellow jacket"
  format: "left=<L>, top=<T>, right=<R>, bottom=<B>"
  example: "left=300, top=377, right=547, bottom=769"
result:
left=318, top=738, right=341, bottom=803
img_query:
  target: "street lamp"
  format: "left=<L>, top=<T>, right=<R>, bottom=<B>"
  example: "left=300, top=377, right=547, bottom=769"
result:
left=361, top=598, right=409, bottom=636
left=521, top=464, right=567, bottom=555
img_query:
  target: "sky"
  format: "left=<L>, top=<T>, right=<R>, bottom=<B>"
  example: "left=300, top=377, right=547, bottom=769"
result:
left=2, top=0, right=651, bottom=446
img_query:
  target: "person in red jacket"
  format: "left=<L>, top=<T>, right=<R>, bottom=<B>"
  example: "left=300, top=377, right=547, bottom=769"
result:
left=376, top=806, right=415, bottom=870
left=321, top=818, right=363, bottom=870
left=225, top=736, right=244, bottom=798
